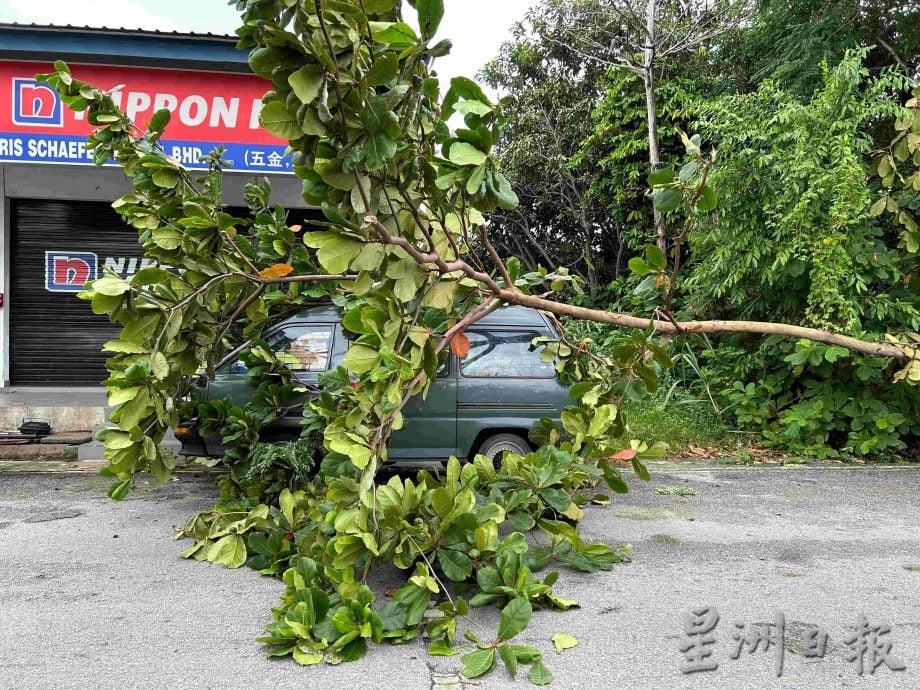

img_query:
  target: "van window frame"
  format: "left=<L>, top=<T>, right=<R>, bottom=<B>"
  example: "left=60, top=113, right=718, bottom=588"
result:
left=458, top=327, right=556, bottom=380
left=217, top=321, right=339, bottom=376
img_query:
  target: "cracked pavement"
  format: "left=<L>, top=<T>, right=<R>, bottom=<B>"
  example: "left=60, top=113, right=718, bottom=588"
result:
left=1, top=465, right=919, bottom=689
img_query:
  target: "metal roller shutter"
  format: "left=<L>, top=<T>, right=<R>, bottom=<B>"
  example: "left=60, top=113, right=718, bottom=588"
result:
left=9, top=200, right=322, bottom=386
left=9, top=199, right=146, bottom=386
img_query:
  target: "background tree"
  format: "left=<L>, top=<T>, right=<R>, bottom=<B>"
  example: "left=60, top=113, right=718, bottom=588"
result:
left=537, top=0, right=752, bottom=252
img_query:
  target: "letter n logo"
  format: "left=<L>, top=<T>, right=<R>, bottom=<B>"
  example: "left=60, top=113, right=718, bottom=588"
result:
left=45, top=252, right=98, bottom=292
left=12, top=78, right=63, bottom=127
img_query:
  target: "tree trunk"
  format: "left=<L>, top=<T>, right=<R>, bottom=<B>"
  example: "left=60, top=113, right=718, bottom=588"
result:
left=643, top=0, right=666, bottom=254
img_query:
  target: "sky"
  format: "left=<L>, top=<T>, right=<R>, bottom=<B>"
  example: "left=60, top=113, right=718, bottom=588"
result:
left=0, top=0, right=537, bottom=95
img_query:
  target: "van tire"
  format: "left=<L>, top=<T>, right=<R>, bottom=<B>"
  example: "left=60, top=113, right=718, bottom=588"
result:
left=476, top=433, right=530, bottom=468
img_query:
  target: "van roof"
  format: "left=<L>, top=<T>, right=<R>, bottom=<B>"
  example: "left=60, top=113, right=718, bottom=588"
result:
left=292, top=303, right=550, bottom=328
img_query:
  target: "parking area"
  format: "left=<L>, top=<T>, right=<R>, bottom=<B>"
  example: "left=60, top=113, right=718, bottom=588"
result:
left=1, top=464, right=918, bottom=689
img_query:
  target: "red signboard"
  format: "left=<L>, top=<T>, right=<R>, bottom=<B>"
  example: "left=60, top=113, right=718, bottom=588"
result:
left=0, top=60, right=290, bottom=172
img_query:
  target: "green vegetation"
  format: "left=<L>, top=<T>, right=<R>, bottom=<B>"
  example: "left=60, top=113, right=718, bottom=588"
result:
left=36, top=0, right=920, bottom=686
left=487, top=0, right=920, bottom=461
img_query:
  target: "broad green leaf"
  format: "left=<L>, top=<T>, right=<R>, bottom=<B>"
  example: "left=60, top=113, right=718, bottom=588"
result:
left=289, top=64, right=324, bottom=104
left=292, top=648, right=323, bottom=666
left=343, top=345, right=380, bottom=374
left=260, top=101, right=302, bottom=140
left=150, top=352, right=169, bottom=380
left=366, top=53, right=399, bottom=86
left=207, top=534, right=247, bottom=569
left=497, top=598, right=532, bottom=642
left=437, top=549, right=473, bottom=581
left=429, top=639, right=456, bottom=656
left=528, top=660, right=553, bottom=685
left=461, top=648, right=495, bottom=678
left=102, top=340, right=146, bottom=354
left=92, top=275, right=131, bottom=296
left=417, top=0, right=445, bottom=40
left=498, top=644, right=518, bottom=678
left=370, top=22, right=418, bottom=47
left=653, top=187, right=682, bottom=212
left=317, top=237, right=363, bottom=274
left=695, top=185, right=718, bottom=212
left=364, top=132, right=398, bottom=170
left=449, top=142, right=487, bottom=167
left=647, top=168, right=675, bottom=186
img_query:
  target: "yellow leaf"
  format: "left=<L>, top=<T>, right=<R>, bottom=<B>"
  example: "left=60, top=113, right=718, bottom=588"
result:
left=259, top=263, right=294, bottom=279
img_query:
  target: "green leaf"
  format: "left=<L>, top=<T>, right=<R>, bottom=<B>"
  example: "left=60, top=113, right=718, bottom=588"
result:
left=449, top=142, right=487, bottom=167
left=437, top=549, right=473, bottom=581
left=429, top=639, right=456, bottom=656
left=647, top=168, right=675, bottom=186
left=102, top=340, right=147, bottom=354
left=417, top=0, right=445, bottom=40
left=366, top=53, right=399, bottom=86
left=92, top=275, right=131, bottom=296
left=364, top=132, right=398, bottom=170
left=289, top=64, right=325, bottom=104
left=653, top=188, right=682, bottom=212
left=461, top=648, right=496, bottom=678
left=695, top=185, right=718, bottom=212
left=497, top=598, right=532, bottom=642
left=423, top=280, right=457, bottom=310
left=528, top=660, right=553, bottom=685
left=499, top=644, right=518, bottom=678
left=317, top=236, right=362, bottom=274
left=207, top=534, right=247, bottom=569
left=260, top=101, right=302, bottom=140
left=150, top=352, right=169, bottom=380
left=343, top=345, right=380, bottom=374
left=370, top=21, right=418, bottom=47
left=552, top=632, right=578, bottom=654
left=108, top=479, right=132, bottom=501
left=292, top=648, right=323, bottom=666
left=148, top=108, right=170, bottom=133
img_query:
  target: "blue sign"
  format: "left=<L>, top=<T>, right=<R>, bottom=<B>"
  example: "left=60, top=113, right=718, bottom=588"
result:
left=45, top=251, right=98, bottom=293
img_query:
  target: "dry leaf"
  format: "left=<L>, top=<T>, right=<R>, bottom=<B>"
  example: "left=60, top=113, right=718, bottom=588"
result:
left=259, top=263, right=294, bottom=279
left=610, top=449, right=637, bottom=461
left=450, top=332, right=470, bottom=358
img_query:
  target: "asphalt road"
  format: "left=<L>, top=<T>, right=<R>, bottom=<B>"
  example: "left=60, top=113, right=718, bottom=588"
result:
left=1, top=464, right=919, bottom=689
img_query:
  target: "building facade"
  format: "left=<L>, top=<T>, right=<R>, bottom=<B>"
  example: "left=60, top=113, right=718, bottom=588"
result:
left=0, top=23, right=307, bottom=388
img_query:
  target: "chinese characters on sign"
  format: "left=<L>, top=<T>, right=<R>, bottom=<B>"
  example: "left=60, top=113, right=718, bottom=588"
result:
left=679, top=606, right=906, bottom=677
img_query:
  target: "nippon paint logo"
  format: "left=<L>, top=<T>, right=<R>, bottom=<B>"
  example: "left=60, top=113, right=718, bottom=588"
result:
left=12, top=78, right=63, bottom=127
left=45, top=251, right=98, bottom=292
left=44, top=252, right=158, bottom=292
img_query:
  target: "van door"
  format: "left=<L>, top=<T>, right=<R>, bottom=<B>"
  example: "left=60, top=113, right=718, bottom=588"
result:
left=205, top=322, right=336, bottom=449
left=456, top=328, right=565, bottom=458
left=389, top=358, right=458, bottom=460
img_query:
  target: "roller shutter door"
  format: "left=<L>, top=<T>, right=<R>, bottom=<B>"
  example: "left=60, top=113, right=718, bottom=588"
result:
left=9, top=200, right=322, bottom=386
left=9, top=199, right=146, bottom=386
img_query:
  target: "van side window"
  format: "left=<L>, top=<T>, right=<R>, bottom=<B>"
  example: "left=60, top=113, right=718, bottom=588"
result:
left=460, top=330, right=555, bottom=379
left=267, top=326, right=334, bottom=372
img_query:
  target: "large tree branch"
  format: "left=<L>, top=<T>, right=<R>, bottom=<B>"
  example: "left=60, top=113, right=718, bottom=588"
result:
left=345, top=216, right=909, bottom=361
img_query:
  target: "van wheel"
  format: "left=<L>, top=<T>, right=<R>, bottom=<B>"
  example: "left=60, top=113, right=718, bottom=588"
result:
left=476, top=433, right=530, bottom=468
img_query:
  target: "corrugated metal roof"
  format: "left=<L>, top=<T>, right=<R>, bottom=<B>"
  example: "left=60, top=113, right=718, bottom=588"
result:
left=0, top=21, right=236, bottom=40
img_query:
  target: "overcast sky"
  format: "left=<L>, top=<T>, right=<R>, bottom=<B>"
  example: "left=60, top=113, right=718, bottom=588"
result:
left=0, top=0, right=536, bottom=96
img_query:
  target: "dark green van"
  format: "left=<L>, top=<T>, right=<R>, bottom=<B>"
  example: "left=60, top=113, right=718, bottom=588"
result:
left=176, top=304, right=571, bottom=464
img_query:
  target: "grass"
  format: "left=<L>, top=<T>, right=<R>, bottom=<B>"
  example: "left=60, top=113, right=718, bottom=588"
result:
left=625, top=389, right=746, bottom=456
